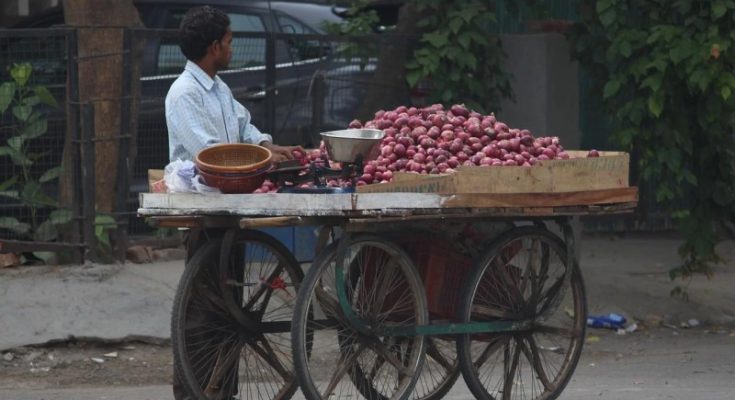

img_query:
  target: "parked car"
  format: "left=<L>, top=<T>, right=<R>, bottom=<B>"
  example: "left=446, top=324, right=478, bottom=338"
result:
left=2, top=1, right=379, bottom=205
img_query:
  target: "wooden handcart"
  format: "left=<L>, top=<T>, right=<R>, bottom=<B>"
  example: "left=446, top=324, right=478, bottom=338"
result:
left=139, top=185, right=637, bottom=400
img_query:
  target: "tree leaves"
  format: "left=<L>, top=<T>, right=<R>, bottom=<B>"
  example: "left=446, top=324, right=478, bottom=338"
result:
left=10, top=63, right=32, bottom=87
left=32, top=86, right=58, bottom=108
left=569, top=0, right=735, bottom=277
left=603, top=79, right=622, bottom=99
left=0, top=217, right=31, bottom=236
left=39, top=166, right=63, bottom=183
left=0, top=82, right=15, bottom=113
left=712, top=1, right=728, bottom=19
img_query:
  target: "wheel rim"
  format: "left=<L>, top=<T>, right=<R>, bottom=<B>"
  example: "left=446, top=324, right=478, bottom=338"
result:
left=410, top=336, right=459, bottom=400
left=295, top=238, right=427, bottom=400
left=460, top=230, right=585, bottom=400
left=180, top=236, right=303, bottom=400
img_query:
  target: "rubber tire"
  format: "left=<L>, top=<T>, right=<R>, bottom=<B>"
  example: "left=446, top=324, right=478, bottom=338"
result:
left=292, top=234, right=429, bottom=400
left=172, top=230, right=303, bottom=400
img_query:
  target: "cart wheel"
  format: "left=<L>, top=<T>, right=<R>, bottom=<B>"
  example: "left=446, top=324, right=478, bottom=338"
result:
left=348, top=335, right=458, bottom=400
left=292, top=235, right=428, bottom=400
left=457, top=227, right=586, bottom=400
left=172, top=230, right=307, bottom=400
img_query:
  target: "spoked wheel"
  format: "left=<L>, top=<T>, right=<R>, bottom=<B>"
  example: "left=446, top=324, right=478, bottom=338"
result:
left=457, top=226, right=587, bottom=400
left=172, top=229, right=306, bottom=400
left=292, top=234, right=428, bottom=400
left=408, top=336, right=459, bottom=400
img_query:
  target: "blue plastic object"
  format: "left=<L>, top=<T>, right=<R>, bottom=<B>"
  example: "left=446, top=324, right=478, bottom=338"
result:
left=586, top=313, right=626, bottom=330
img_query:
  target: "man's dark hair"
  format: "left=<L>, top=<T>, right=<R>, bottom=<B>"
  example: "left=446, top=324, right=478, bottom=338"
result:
left=179, top=6, right=230, bottom=61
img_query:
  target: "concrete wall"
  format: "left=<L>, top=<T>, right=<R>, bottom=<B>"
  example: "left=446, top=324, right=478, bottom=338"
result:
left=498, top=33, right=581, bottom=149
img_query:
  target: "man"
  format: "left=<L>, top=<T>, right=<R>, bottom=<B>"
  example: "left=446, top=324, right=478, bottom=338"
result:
left=165, top=5, right=301, bottom=163
left=166, top=6, right=298, bottom=399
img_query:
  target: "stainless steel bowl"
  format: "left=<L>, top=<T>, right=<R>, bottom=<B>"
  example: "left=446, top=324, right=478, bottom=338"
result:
left=319, top=129, right=385, bottom=163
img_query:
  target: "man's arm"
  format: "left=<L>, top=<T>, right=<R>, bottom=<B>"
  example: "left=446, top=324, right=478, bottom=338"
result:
left=167, top=92, right=223, bottom=158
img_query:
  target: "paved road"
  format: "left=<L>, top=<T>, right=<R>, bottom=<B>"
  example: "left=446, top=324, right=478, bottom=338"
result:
left=2, top=328, right=733, bottom=400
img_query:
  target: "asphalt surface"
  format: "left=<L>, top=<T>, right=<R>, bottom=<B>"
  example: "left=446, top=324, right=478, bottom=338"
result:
left=1, top=328, right=733, bottom=400
left=1, top=235, right=734, bottom=399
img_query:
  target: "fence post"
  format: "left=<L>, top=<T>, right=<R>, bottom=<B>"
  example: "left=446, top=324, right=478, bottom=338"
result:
left=67, top=28, right=85, bottom=264
left=310, top=72, right=326, bottom=147
left=112, top=28, right=132, bottom=262
left=81, top=103, right=96, bottom=258
left=265, top=33, right=276, bottom=136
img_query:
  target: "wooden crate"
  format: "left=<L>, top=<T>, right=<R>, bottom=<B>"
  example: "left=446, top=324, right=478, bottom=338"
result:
left=357, top=151, right=630, bottom=194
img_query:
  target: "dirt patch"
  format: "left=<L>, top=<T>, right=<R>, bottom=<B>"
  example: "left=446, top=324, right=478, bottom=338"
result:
left=0, top=340, right=172, bottom=389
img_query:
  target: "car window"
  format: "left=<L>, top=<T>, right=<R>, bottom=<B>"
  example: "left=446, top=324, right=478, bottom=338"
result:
left=156, top=9, right=266, bottom=75
left=276, top=14, right=317, bottom=34
left=228, top=13, right=266, bottom=69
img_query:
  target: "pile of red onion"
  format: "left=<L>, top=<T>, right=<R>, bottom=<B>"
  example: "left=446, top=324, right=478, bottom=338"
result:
left=254, top=104, right=599, bottom=193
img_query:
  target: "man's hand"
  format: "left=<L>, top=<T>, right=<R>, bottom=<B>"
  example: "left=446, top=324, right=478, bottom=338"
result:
left=261, top=142, right=305, bottom=163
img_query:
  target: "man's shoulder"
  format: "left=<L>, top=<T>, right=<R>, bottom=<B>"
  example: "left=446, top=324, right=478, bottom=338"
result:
left=166, top=72, right=201, bottom=102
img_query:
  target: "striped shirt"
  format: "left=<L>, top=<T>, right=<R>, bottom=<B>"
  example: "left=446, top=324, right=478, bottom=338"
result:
left=165, top=61, right=272, bottom=161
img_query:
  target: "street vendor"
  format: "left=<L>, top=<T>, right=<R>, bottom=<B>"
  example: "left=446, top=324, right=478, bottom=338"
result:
left=164, top=6, right=303, bottom=399
left=165, top=5, right=302, bottom=163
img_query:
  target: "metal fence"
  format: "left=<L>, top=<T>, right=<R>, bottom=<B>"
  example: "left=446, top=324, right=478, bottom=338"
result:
left=0, top=28, right=416, bottom=259
left=0, top=25, right=678, bottom=262
left=0, top=28, right=83, bottom=258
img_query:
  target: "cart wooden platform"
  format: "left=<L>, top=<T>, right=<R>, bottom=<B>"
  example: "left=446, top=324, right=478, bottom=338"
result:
left=139, top=188, right=637, bottom=400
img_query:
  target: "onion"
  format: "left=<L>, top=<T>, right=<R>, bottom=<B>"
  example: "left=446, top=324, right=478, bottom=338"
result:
left=427, top=126, right=441, bottom=139
left=348, top=119, right=363, bottom=129
left=450, top=104, right=470, bottom=117
left=441, top=130, right=456, bottom=141
left=587, top=149, right=600, bottom=157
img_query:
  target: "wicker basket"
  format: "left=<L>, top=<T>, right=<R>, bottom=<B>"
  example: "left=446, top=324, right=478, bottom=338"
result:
left=195, top=143, right=272, bottom=174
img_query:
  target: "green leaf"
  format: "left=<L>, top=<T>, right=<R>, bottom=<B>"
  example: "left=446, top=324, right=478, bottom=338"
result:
left=449, top=18, right=463, bottom=34
left=32, top=86, right=58, bottom=108
left=0, top=190, right=20, bottom=200
left=599, top=9, right=616, bottom=28
left=8, top=136, right=24, bottom=151
left=5, top=144, right=33, bottom=168
left=722, top=86, right=732, bottom=100
left=21, top=117, right=47, bottom=139
left=49, top=209, right=73, bottom=225
left=648, top=91, right=664, bottom=117
left=39, top=166, right=62, bottom=183
left=620, top=41, right=632, bottom=57
left=682, top=169, right=698, bottom=185
left=423, top=32, right=449, bottom=48
left=0, top=82, right=15, bottom=113
left=641, top=74, right=663, bottom=92
left=0, top=176, right=18, bottom=191
left=0, top=217, right=30, bottom=235
left=0, top=146, right=12, bottom=157
left=596, top=0, right=613, bottom=14
left=34, top=220, right=58, bottom=242
left=10, top=63, right=32, bottom=87
left=21, top=181, right=57, bottom=207
left=95, top=215, right=117, bottom=227
left=603, top=79, right=622, bottom=99
left=12, top=105, right=32, bottom=121
left=32, top=252, right=56, bottom=264
left=712, top=1, right=727, bottom=19
left=457, top=32, right=471, bottom=49
left=406, top=70, right=424, bottom=88
left=669, top=46, right=690, bottom=65
left=22, top=95, right=40, bottom=107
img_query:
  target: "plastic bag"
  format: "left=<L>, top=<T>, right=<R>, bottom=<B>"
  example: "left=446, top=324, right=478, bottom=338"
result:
left=164, top=159, right=221, bottom=194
